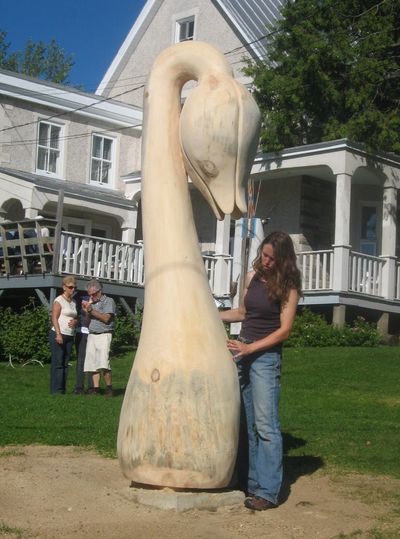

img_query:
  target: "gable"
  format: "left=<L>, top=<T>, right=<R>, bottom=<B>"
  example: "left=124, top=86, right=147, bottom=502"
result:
left=96, top=0, right=282, bottom=106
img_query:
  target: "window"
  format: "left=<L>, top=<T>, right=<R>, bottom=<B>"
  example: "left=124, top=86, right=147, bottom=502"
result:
left=90, top=134, right=113, bottom=185
left=36, top=121, right=62, bottom=175
left=176, top=16, right=195, bottom=42
left=360, top=205, right=377, bottom=255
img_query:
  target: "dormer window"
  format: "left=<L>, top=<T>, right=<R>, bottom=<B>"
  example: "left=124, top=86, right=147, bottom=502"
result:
left=176, top=16, right=195, bottom=42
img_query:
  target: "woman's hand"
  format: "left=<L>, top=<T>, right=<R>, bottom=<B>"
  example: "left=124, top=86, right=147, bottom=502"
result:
left=68, top=318, right=78, bottom=328
left=55, top=333, right=63, bottom=345
left=227, top=339, right=251, bottom=360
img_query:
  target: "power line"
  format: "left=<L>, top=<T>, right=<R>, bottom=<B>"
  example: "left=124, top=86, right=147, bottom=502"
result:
left=1, top=121, right=143, bottom=148
left=0, top=84, right=144, bottom=135
left=1, top=10, right=398, bottom=143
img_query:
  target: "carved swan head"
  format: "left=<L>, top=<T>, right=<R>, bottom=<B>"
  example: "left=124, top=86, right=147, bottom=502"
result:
left=180, top=74, right=261, bottom=220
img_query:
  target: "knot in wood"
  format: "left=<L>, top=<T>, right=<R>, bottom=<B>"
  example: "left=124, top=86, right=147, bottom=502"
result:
left=151, top=368, right=160, bottom=382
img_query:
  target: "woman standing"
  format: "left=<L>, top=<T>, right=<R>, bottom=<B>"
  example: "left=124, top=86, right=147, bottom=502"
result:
left=49, top=276, right=78, bottom=394
left=220, top=231, right=301, bottom=510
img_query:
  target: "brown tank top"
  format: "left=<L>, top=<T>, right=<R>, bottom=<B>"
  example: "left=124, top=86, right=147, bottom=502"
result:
left=240, top=275, right=281, bottom=343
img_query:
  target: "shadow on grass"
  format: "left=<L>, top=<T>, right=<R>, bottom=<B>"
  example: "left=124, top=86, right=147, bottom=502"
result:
left=112, top=388, right=126, bottom=397
left=281, top=432, right=324, bottom=503
left=235, top=430, right=323, bottom=503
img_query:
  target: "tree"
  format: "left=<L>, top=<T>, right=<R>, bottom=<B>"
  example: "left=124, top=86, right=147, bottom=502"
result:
left=0, top=30, right=74, bottom=84
left=245, top=0, right=400, bottom=154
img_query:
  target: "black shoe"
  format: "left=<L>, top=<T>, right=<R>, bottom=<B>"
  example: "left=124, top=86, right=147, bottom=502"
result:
left=104, top=386, right=113, bottom=397
left=244, top=496, right=278, bottom=511
left=87, top=388, right=100, bottom=395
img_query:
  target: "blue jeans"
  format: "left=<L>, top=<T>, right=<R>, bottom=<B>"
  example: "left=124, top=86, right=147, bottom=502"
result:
left=237, top=349, right=282, bottom=505
left=49, top=330, right=74, bottom=394
left=74, top=332, right=93, bottom=391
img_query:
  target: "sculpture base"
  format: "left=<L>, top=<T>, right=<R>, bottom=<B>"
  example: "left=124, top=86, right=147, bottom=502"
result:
left=120, top=485, right=245, bottom=512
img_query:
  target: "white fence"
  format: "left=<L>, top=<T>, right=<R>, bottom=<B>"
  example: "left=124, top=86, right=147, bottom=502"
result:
left=58, top=233, right=232, bottom=297
left=59, top=233, right=145, bottom=285
left=297, top=250, right=334, bottom=291
left=349, top=251, right=384, bottom=297
left=57, top=233, right=399, bottom=301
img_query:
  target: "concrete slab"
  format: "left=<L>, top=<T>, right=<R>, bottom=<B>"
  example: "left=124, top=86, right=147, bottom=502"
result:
left=120, top=486, right=245, bottom=512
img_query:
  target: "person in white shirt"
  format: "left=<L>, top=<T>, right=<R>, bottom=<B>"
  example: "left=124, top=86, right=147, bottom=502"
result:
left=49, top=276, right=78, bottom=394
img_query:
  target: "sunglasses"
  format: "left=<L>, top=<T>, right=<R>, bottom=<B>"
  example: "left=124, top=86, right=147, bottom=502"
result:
left=65, top=285, right=76, bottom=289
left=89, top=290, right=101, bottom=297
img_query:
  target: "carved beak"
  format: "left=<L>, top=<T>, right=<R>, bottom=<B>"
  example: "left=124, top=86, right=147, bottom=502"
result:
left=180, top=75, right=261, bottom=220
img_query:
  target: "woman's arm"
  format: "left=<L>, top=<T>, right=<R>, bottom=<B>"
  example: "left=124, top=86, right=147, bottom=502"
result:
left=219, top=271, right=254, bottom=323
left=51, top=301, right=63, bottom=344
left=227, top=288, right=299, bottom=358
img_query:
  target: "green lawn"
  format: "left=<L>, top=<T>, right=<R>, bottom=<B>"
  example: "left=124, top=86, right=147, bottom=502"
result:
left=281, top=347, right=400, bottom=478
left=0, top=346, right=399, bottom=479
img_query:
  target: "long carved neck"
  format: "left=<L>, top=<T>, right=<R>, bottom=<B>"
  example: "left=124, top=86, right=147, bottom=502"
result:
left=141, top=44, right=231, bottom=295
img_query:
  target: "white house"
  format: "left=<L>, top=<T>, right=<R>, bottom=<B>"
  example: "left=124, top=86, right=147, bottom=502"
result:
left=0, top=0, right=399, bottom=336
left=95, top=0, right=400, bottom=335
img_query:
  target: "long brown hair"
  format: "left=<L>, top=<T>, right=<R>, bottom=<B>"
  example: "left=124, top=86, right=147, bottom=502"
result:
left=252, top=231, right=302, bottom=303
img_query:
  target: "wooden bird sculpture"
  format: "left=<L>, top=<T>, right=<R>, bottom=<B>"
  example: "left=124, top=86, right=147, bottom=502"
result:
left=118, top=41, right=260, bottom=488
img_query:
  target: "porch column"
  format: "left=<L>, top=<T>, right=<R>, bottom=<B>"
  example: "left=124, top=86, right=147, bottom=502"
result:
left=380, top=185, right=397, bottom=300
left=213, top=215, right=231, bottom=297
left=121, top=211, right=138, bottom=244
left=215, top=215, right=231, bottom=254
left=332, top=173, right=352, bottom=292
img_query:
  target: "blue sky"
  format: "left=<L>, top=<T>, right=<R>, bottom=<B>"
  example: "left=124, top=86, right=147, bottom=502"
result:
left=1, top=0, right=146, bottom=92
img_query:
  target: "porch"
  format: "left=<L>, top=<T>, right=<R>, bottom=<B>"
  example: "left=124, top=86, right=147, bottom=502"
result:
left=1, top=222, right=399, bottom=319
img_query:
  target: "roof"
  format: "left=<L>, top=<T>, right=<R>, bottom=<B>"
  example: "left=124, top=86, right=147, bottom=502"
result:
left=0, top=167, right=135, bottom=210
left=0, top=68, right=142, bottom=128
left=212, top=0, right=283, bottom=59
left=96, top=0, right=283, bottom=95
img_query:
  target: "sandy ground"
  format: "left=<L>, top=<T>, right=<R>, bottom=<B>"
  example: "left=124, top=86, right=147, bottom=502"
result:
left=0, top=445, right=399, bottom=539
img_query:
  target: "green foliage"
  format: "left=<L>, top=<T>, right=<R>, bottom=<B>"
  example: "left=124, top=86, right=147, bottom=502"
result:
left=0, top=300, right=141, bottom=363
left=245, top=0, right=400, bottom=153
left=0, top=299, right=51, bottom=363
left=110, top=310, right=138, bottom=355
left=286, top=308, right=380, bottom=347
left=110, top=304, right=142, bottom=355
left=0, top=30, right=74, bottom=83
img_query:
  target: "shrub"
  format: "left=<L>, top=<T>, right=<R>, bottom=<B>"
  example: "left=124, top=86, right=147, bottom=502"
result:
left=0, top=300, right=143, bottom=364
left=286, top=308, right=380, bottom=347
left=109, top=302, right=143, bottom=355
left=0, top=299, right=51, bottom=363
left=110, top=310, right=138, bottom=355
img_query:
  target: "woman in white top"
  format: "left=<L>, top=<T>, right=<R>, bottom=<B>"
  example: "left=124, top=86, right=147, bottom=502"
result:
left=49, top=275, right=78, bottom=394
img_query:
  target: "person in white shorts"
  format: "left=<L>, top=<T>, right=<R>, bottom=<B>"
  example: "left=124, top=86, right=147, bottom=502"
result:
left=82, top=279, right=116, bottom=396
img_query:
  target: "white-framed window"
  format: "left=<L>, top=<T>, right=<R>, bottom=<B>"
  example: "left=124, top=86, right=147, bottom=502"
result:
left=36, top=120, right=63, bottom=176
left=176, top=16, right=195, bottom=42
left=360, top=204, right=378, bottom=256
left=90, top=134, right=114, bottom=186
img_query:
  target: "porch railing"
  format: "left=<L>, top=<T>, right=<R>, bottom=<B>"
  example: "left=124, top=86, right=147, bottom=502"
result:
left=59, top=233, right=145, bottom=285
left=349, top=251, right=384, bottom=297
left=58, top=233, right=232, bottom=297
left=2, top=226, right=399, bottom=303
left=203, top=253, right=232, bottom=297
left=297, top=250, right=334, bottom=291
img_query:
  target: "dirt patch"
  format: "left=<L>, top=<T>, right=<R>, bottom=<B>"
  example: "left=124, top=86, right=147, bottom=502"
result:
left=0, top=445, right=399, bottom=539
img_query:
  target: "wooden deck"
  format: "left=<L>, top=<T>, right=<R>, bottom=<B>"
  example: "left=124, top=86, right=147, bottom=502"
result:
left=0, top=219, right=233, bottom=309
left=2, top=219, right=400, bottom=312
